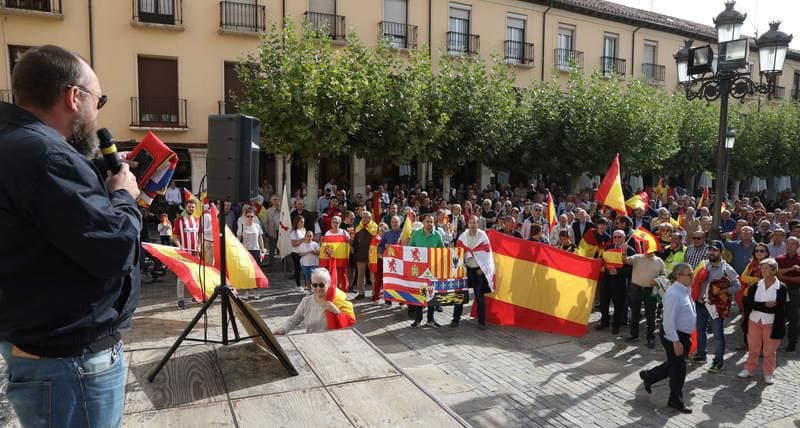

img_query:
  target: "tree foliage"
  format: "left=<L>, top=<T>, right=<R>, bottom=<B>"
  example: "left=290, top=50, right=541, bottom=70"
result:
left=731, top=100, right=800, bottom=178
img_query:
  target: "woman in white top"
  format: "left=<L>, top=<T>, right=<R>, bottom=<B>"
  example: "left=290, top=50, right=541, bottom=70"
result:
left=237, top=207, right=266, bottom=299
left=290, top=216, right=306, bottom=289
left=297, top=230, right=320, bottom=290
left=274, top=268, right=341, bottom=334
left=739, top=258, right=789, bottom=384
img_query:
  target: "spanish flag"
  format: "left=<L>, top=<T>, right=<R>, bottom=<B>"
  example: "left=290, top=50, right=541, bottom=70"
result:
left=482, top=230, right=603, bottom=336
left=602, top=247, right=624, bottom=269
left=688, top=260, right=710, bottom=355
left=655, top=177, right=668, bottom=201
left=697, top=187, right=709, bottom=209
left=368, top=234, right=381, bottom=273
left=625, top=191, right=649, bottom=215
left=576, top=228, right=603, bottom=258
left=142, top=243, right=218, bottom=302
left=676, top=207, right=685, bottom=231
left=594, top=154, right=626, bottom=215
left=326, top=260, right=356, bottom=329
left=631, top=226, right=661, bottom=254
left=210, top=204, right=269, bottom=290
left=546, top=192, right=557, bottom=229
left=319, top=234, right=350, bottom=268
left=399, top=211, right=414, bottom=243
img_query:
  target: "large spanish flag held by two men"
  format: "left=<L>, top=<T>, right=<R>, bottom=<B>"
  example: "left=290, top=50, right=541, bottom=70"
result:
left=594, top=154, right=626, bottom=215
left=481, top=230, right=603, bottom=337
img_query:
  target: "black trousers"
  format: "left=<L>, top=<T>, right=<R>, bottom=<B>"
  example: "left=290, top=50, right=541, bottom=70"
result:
left=291, top=253, right=302, bottom=287
left=453, top=267, right=487, bottom=325
left=788, top=288, right=800, bottom=345
left=412, top=305, right=435, bottom=323
left=642, top=331, right=691, bottom=405
left=599, top=275, right=628, bottom=328
left=629, top=284, right=657, bottom=339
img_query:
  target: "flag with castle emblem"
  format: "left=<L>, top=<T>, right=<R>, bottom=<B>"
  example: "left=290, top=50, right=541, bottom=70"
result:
left=382, top=245, right=467, bottom=306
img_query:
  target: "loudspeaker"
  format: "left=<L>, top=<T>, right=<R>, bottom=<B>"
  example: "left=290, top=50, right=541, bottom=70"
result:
left=206, top=114, right=261, bottom=201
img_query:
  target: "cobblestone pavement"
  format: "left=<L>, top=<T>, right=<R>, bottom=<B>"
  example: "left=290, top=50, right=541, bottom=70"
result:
left=3, top=270, right=799, bottom=427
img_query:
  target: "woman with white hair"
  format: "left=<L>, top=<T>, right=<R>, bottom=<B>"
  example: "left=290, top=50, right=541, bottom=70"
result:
left=274, top=268, right=342, bottom=334
left=738, top=258, right=789, bottom=384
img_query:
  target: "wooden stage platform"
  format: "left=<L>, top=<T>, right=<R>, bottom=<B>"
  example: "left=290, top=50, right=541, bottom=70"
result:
left=123, top=326, right=468, bottom=427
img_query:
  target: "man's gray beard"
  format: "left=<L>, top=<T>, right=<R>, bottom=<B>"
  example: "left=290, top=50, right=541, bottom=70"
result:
left=67, top=110, right=100, bottom=159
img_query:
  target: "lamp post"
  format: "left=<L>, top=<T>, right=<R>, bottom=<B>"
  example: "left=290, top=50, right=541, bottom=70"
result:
left=674, top=1, right=792, bottom=240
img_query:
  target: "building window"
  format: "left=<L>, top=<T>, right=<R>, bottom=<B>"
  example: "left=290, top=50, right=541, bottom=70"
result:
left=8, top=45, right=31, bottom=78
left=792, top=72, right=799, bottom=101
left=133, top=56, right=187, bottom=128
left=505, top=14, right=526, bottom=64
left=136, top=0, right=180, bottom=25
left=221, top=61, right=244, bottom=114
left=642, top=41, right=664, bottom=83
left=306, top=0, right=345, bottom=40
left=602, top=33, right=619, bottom=76
left=448, top=3, right=472, bottom=55
left=383, top=0, right=409, bottom=49
left=555, top=26, right=574, bottom=70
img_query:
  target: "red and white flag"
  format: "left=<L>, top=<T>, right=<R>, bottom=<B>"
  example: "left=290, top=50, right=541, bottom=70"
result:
left=456, top=230, right=496, bottom=292
left=276, top=182, right=294, bottom=259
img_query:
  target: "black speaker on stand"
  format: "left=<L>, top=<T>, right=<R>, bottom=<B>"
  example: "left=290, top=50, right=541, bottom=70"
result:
left=148, top=114, right=297, bottom=382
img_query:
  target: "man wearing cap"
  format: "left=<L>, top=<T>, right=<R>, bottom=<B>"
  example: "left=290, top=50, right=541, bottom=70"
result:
left=624, top=249, right=667, bottom=348
left=690, top=240, right=740, bottom=372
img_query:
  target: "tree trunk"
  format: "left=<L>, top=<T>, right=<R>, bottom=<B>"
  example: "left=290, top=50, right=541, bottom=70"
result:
left=685, top=173, right=696, bottom=197
left=274, top=154, right=291, bottom=200
left=569, top=175, right=581, bottom=195
left=731, top=179, right=740, bottom=203
left=351, top=155, right=366, bottom=196
left=479, top=164, right=492, bottom=190
left=416, top=159, right=428, bottom=188
left=442, top=171, right=452, bottom=202
left=305, top=159, right=318, bottom=212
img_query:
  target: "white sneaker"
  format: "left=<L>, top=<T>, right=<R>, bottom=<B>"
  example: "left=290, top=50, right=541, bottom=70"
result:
left=737, top=369, right=752, bottom=379
left=764, top=375, right=774, bottom=384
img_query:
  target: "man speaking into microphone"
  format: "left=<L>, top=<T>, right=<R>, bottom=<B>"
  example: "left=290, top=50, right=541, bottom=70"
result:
left=0, top=45, right=141, bottom=427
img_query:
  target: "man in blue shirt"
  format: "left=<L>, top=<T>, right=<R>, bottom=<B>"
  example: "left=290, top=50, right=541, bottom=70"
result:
left=639, top=263, right=696, bottom=414
left=723, top=226, right=756, bottom=274
left=720, top=210, right=737, bottom=234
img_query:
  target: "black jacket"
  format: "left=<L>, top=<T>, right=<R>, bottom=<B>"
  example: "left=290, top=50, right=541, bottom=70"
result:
left=0, top=103, right=142, bottom=357
left=742, top=281, right=788, bottom=340
left=571, top=220, right=595, bottom=245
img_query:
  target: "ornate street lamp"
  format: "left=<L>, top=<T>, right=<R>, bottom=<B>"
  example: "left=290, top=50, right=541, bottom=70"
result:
left=674, top=1, right=792, bottom=240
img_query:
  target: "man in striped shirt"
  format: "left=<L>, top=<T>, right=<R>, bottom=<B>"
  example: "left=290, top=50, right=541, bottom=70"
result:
left=174, top=200, right=199, bottom=309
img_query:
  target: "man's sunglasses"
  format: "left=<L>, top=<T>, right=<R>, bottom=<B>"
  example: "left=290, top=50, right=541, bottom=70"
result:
left=68, top=84, right=107, bottom=110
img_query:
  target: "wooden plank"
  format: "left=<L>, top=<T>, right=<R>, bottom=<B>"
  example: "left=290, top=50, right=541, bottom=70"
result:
left=216, top=342, right=322, bottom=399
left=290, top=329, right=398, bottom=385
left=231, top=388, right=352, bottom=428
left=125, top=345, right=227, bottom=413
left=327, top=376, right=463, bottom=428
left=122, top=401, right=234, bottom=427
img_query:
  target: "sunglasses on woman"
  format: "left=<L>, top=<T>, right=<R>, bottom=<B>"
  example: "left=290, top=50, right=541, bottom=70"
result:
left=311, top=283, right=326, bottom=289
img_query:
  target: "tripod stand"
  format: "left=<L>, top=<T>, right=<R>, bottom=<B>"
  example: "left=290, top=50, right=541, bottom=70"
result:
left=147, top=204, right=297, bottom=382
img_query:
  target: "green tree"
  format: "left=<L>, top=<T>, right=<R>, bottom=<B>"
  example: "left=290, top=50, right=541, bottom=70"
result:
left=731, top=100, right=800, bottom=179
left=663, top=95, right=719, bottom=191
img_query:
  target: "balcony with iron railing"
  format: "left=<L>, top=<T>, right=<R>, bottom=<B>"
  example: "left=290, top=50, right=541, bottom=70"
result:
left=132, top=0, right=182, bottom=27
left=447, top=31, right=479, bottom=56
left=130, top=97, right=188, bottom=129
left=219, top=1, right=265, bottom=34
left=770, top=85, right=785, bottom=99
left=554, top=48, right=583, bottom=71
left=304, top=11, right=345, bottom=41
left=379, top=21, right=417, bottom=50
left=504, top=40, right=534, bottom=65
left=601, top=56, right=626, bottom=77
left=642, top=63, right=666, bottom=84
left=0, top=0, right=61, bottom=15
left=1, top=89, right=13, bottom=104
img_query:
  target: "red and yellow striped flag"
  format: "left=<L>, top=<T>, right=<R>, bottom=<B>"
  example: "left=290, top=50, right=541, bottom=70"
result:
left=546, top=192, right=557, bottom=229
left=480, top=230, right=603, bottom=336
left=632, top=226, right=661, bottom=254
left=602, top=247, right=624, bottom=269
left=210, top=204, right=269, bottom=290
left=143, top=243, right=218, bottom=302
left=594, top=154, right=626, bottom=215
left=368, top=234, right=381, bottom=273
left=326, top=260, right=356, bottom=329
left=319, top=234, right=350, bottom=268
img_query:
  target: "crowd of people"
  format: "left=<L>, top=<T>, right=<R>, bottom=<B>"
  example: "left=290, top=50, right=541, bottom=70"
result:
left=152, top=177, right=800, bottom=413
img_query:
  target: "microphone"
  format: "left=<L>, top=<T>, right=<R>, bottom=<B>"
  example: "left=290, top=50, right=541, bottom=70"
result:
left=97, top=128, right=121, bottom=175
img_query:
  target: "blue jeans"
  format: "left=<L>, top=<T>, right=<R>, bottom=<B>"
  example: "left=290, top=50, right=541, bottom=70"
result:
left=695, top=303, right=725, bottom=364
left=0, top=340, right=126, bottom=428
